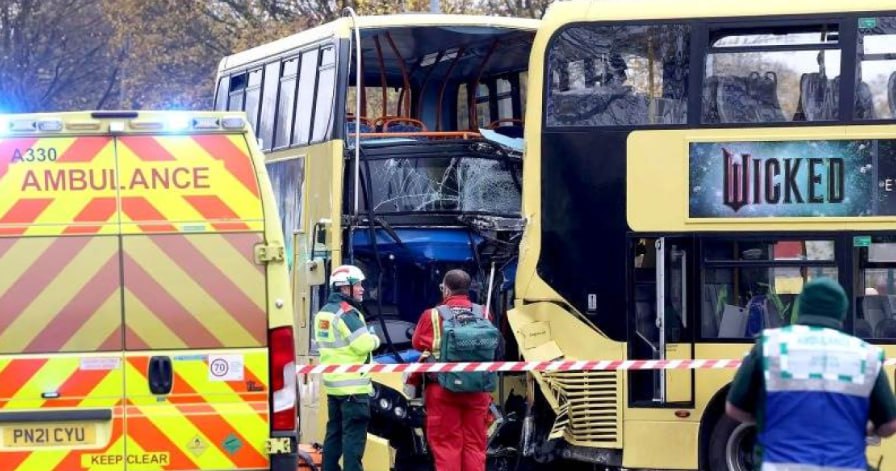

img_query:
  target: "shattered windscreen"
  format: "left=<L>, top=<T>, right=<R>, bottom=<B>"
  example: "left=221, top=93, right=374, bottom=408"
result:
left=366, top=155, right=521, bottom=216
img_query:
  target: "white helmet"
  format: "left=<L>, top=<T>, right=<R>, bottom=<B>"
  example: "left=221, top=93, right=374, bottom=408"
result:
left=330, top=264, right=365, bottom=288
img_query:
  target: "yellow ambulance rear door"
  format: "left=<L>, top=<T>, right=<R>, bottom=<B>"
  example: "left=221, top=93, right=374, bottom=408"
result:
left=117, top=132, right=271, bottom=471
left=0, top=132, right=126, bottom=471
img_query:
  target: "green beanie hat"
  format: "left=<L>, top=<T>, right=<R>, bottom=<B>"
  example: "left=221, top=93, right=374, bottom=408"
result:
left=797, top=277, right=848, bottom=329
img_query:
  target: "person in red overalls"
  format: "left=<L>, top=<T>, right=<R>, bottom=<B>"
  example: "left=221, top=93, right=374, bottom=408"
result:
left=411, top=269, right=492, bottom=471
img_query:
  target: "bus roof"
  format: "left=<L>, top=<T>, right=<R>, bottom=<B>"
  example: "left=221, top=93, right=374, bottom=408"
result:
left=218, top=14, right=540, bottom=74
left=543, top=0, right=895, bottom=28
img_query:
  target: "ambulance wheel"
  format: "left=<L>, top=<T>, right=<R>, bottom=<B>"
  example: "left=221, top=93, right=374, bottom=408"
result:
left=708, top=415, right=755, bottom=471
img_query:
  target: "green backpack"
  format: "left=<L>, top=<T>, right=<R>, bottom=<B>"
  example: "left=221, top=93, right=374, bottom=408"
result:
left=431, top=304, right=500, bottom=393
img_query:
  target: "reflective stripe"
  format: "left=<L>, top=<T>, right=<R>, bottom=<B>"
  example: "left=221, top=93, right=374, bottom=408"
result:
left=431, top=308, right=441, bottom=360
left=317, top=337, right=349, bottom=349
left=316, top=302, right=375, bottom=395
left=324, top=378, right=371, bottom=389
left=347, top=326, right=369, bottom=343
left=762, top=463, right=864, bottom=471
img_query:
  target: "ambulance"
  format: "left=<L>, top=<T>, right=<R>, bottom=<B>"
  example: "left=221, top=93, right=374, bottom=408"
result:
left=0, top=111, right=298, bottom=471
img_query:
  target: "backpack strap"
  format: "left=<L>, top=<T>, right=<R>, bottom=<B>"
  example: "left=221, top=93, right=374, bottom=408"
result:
left=430, top=308, right=442, bottom=360
left=470, top=304, right=484, bottom=318
left=436, top=305, right=456, bottom=320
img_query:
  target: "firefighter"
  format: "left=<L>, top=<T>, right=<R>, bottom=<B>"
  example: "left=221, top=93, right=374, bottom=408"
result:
left=314, top=264, right=381, bottom=471
left=412, top=269, right=497, bottom=471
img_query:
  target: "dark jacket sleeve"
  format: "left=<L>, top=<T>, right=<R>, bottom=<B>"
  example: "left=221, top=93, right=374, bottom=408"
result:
left=727, top=343, right=763, bottom=414
left=870, top=365, right=896, bottom=427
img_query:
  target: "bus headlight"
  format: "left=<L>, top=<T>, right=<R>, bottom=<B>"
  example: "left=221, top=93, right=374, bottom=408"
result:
left=394, top=406, right=406, bottom=418
left=379, top=397, right=392, bottom=410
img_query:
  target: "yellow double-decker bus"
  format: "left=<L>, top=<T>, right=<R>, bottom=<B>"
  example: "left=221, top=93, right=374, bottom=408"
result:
left=510, top=0, right=896, bottom=469
left=214, top=13, right=538, bottom=470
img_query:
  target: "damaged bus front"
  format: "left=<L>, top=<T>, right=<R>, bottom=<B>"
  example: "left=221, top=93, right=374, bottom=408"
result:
left=214, top=14, right=537, bottom=470
left=351, top=136, right=523, bottom=470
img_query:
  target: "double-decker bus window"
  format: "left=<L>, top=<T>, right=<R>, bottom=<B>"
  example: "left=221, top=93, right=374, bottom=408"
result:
left=700, top=239, right=836, bottom=339
left=214, top=77, right=229, bottom=111
left=245, top=69, right=263, bottom=132
left=275, top=58, right=299, bottom=149
left=704, top=24, right=841, bottom=123
left=293, top=48, right=319, bottom=146
left=476, top=83, right=491, bottom=128
left=258, top=62, right=281, bottom=150
left=856, top=16, right=896, bottom=120
left=856, top=236, right=896, bottom=339
left=312, top=46, right=337, bottom=142
left=497, top=78, right=513, bottom=121
left=228, top=72, right=248, bottom=111
left=547, top=23, right=690, bottom=127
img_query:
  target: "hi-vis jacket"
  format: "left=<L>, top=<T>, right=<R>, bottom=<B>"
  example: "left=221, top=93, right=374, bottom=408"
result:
left=313, top=293, right=381, bottom=396
left=761, top=325, right=883, bottom=471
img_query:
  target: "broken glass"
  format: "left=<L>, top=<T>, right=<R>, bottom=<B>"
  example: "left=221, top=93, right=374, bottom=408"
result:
left=366, top=154, right=521, bottom=216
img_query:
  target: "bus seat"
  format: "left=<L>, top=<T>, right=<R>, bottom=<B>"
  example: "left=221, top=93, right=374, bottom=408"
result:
left=381, top=117, right=427, bottom=133
left=856, top=81, right=876, bottom=119
left=875, top=318, right=896, bottom=338
left=717, top=73, right=786, bottom=123
left=603, top=93, right=650, bottom=125
left=862, top=295, right=888, bottom=335
left=345, top=116, right=374, bottom=135
left=798, top=73, right=831, bottom=121
left=717, top=76, right=753, bottom=123
left=855, top=318, right=872, bottom=338
left=492, top=126, right=524, bottom=138
left=718, top=304, right=748, bottom=338
left=702, top=76, right=720, bottom=123
left=651, top=98, right=686, bottom=124
left=489, top=118, right=525, bottom=139
left=828, top=76, right=841, bottom=119
left=888, top=71, right=896, bottom=118
left=748, top=71, right=786, bottom=123
left=745, top=294, right=781, bottom=337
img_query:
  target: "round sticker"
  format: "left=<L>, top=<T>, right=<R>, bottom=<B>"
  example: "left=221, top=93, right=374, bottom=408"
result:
left=210, top=358, right=229, bottom=377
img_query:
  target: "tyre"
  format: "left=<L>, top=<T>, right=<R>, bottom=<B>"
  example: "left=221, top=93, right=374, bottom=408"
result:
left=707, top=415, right=756, bottom=471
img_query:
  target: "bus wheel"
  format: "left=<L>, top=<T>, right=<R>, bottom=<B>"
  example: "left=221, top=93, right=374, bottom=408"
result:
left=708, top=415, right=755, bottom=471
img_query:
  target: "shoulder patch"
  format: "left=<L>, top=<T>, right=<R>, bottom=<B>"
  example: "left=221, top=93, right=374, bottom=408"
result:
left=318, top=319, right=330, bottom=330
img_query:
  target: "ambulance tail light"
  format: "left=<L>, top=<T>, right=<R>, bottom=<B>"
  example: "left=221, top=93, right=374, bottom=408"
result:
left=269, top=326, right=297, bottom=432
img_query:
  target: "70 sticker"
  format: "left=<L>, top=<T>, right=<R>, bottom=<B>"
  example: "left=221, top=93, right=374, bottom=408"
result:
left=208, top=354, right=244, bottom=382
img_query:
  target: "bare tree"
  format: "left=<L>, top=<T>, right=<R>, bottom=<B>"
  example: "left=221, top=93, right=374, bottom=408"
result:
left=0, top=0, right=123, bottom=112
left=103, top=0, right=309, bottom=110
left=484, top=0, right=553, bottom=19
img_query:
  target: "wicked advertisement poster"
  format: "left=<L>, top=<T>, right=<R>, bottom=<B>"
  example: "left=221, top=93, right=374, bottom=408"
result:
left=689, top=140, right=896, bottom=218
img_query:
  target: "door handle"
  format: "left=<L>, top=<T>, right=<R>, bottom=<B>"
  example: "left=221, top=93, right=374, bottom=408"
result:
left=148, top=356, right=173, bottom=395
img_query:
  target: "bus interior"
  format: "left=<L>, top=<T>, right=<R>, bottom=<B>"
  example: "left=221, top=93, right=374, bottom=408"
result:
left=341, top=23, right=532, bottom=366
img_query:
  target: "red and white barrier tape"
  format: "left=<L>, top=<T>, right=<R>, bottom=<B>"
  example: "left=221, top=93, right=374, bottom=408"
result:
left=295, top=358, right=896, bottom=375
